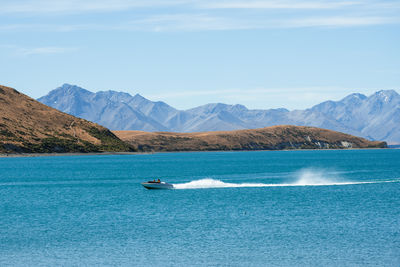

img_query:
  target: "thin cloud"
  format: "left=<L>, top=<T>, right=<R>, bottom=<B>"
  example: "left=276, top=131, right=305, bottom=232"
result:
left=19, top=47, right=78, bottom=56
left=2, top=0, right=399, bottom=15
left=0, top=14, right=252, bottom=32
left=125, top=14, right=253, bottom=31
left=1, top=45, right=80, bottom=56
left=201, top=0, right=359, bottom=9
left=277, top=16, right=400, bottom=28
left=1, top=14, right=398, bottom=33
left=0, top=23, right=96, bottom=32
left=1, top=0, right=399, bottom=32
left=0, top=0, right=186, bottom=14
left=131, top=14, right=400, bottom=31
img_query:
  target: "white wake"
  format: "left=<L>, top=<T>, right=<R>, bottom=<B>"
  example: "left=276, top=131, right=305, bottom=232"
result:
left=172, top=169, right=398, bottom=189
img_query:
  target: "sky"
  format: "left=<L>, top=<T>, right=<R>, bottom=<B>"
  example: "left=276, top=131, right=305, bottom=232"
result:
left=1, top=0, right=399, bottom=110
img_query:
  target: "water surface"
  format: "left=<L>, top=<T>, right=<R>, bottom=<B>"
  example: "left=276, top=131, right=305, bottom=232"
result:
left=0, top=150, right=399, bottom=266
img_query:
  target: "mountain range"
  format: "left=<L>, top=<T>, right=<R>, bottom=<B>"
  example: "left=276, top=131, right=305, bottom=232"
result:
left=38, top=84, right=400, bottom=144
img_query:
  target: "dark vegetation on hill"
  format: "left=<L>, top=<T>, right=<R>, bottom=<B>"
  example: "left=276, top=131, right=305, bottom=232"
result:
left=0, top=85, right=134, bottom=153
left=114, top=125, right=387, bottom=152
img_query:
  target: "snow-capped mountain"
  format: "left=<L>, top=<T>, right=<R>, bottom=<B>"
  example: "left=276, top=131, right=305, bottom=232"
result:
left=38, top=84, right=400, bottom=144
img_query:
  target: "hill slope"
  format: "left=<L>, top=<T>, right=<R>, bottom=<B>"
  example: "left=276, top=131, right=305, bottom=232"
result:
left=39, top=84, right=400, bottom=144
left=114, top=125, right=386, bottom=152
left=0, top=85, right=134, bottom=153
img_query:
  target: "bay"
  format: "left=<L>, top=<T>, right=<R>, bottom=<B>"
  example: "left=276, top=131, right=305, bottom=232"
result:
left=0, top=150, right=399, bottom=266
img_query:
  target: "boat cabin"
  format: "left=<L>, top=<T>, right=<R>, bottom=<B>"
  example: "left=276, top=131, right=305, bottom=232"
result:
left=147, top=179, right=161, bottom=183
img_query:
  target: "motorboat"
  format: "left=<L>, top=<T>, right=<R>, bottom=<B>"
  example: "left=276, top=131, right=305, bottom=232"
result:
left=141, top=180, right=174, bottom=189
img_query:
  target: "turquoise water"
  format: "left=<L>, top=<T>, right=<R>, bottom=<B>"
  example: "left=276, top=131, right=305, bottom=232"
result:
left=0, top=150, right=399, bottom=266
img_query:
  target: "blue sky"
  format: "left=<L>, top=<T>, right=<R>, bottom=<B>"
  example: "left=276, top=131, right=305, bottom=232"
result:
left=1, top=0, right=399, bottom=110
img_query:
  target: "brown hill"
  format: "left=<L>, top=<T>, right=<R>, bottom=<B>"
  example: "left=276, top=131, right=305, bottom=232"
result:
left=114, top=125, right=386, bottom=152
left=0, top=85, right=134, bottom=153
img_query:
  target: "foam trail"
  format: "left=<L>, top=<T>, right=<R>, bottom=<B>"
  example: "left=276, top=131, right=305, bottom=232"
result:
left=172, top=179, right=393, bottom=189
left=173, top=169, right=399, bottom=189
left=172, top=178, right=397, bottom=189
left=173, top=178, right=269, bottom=189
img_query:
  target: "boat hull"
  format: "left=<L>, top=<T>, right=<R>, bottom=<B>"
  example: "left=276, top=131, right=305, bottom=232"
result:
left=141, top=182, right=174, bottom=190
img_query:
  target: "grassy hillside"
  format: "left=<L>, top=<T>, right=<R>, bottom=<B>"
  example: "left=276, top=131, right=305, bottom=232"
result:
left=115, top=125, right=386, bottom=152
left=0, top=85, right=134, bottom=153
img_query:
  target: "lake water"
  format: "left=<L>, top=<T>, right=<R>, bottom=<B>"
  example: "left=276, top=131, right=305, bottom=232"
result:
left=0, top=150, right=399, bottom=266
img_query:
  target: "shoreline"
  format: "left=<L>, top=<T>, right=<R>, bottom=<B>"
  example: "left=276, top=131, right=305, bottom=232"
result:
left=0, top=152, right=153, bottom=158
left=0, top=147, right=393, bottom=158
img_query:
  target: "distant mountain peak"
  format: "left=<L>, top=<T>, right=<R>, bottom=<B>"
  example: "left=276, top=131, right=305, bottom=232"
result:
left=232, top=104, right=248, bottom=110
left=373, top=90, right=399, bottom=102
left=339, top=93, right=367, bottom=105
left=130, top=93, right=150, bottom=103
left=55, top=83, right=92, bottom=96
left=61, top=83, right=74, bottom=88
left=60, top=83, right=81, bottom=90
left=343, top=93, right=367, bottom=100
left=376, top=89, right=398, bottom=95
left=39, top=84, right=178, bottom=131
left=133, top=93, right=145, bottom=99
